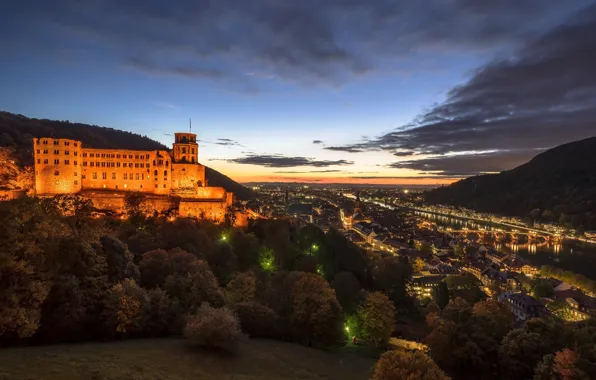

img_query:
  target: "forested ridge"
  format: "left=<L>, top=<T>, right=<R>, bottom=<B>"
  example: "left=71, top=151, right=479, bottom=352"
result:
left=0, top=111, right=254, bottom=200
left=425, top=137, right=596, bottom=231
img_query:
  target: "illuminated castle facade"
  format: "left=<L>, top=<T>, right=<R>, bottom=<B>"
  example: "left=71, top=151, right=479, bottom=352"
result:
left=33, top=132, right=233, bottom=221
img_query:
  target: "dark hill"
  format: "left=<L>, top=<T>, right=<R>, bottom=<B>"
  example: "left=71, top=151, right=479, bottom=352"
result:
left=425, top=137, right=596, bottom=231
left=0, top=111, right=254, bottom=200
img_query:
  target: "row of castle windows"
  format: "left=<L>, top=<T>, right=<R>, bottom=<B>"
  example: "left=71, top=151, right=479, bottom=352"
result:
left=38, top=140, right=78, bottom=147
left=83, top=152, right=152, bottom=160
left=39, top=159, right=78, bottom=165
left=82, top=172, right=168, bottom=180
left=83, top=161, right=151, bottom=168
left=37, top=149, right=78, bottom=156
left=180, top=147, right=195, bottom=154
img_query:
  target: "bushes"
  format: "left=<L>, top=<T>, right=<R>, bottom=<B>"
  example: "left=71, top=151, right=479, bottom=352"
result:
left=359, top=292, right=395, bottom=347
left=184, top=303, right=245, bottom=353
left=234, top=301, right=281, bottom=339
left=371, top=349, right=450, bottom=380
left=102, top=279, right=147, bottom=336
left=226, top=272, right=256, bottom=304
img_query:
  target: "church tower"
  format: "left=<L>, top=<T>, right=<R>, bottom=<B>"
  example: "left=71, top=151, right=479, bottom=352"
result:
left=173, top=133, right=198, bottom=163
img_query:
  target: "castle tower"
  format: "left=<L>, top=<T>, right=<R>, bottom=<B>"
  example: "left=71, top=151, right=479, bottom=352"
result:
left=173, top=133, right=198, bottom=164
left=34, top=137, right=83, bottom=195
left=354, top=191, right=362, bottom=214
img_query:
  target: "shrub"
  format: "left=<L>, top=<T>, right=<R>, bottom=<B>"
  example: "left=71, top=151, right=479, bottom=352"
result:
left=371, top=349, right=450, bottom=380
left=226, top=272, right=256, bottom=304
left=102, top=279, right=147, bottom=336
left=184, top=303, right=245, bottom=353
left=359, top=291, right=395, bottom=347
left=234, top=301, right=281, bottom=338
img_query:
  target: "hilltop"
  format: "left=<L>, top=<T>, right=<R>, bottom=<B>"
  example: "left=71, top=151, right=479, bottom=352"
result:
left=0, top=111, right=254, bottom=200
left=425, top=137, right=596, bottom=231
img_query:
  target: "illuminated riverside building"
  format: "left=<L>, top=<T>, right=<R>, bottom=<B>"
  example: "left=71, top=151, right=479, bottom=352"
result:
left=33, top=132, right=233, bottom=222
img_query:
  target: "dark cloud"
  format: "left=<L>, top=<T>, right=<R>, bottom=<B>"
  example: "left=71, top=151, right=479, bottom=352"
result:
left=224, top=154, right=353, bottom=168
left=312, top=140, right=324, bottom=144
left=388, top=149, right=544, bottom=176
left=325, top=145, right=368, bottom=153
left=330, top=3, right=596, bottom=174
left=214, top=138, right=243, bottom=147
left=2, top=0, right=587, bottom=86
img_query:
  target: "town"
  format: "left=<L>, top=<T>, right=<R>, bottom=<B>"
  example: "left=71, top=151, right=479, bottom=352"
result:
left=249, top=184, right=596, bottom=323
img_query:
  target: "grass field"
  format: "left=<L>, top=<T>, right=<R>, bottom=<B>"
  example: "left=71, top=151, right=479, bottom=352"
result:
left=0, top=338, right=376, bottom=380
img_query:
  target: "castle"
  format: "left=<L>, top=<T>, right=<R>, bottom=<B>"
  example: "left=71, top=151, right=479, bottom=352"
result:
left=33, top=132, right=233, bottom=221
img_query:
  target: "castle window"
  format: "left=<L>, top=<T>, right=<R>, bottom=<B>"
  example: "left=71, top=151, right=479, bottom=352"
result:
left=74, top=143, right=78, bottom=147
left=192, top=148, right=195, bottom=154
left=129, top=172, right=133, bottom=179
left=111, top=154, right=115, bottom=158
left=74, top=172, right=78, bottom=176
left=135, top=155, right=139, bottom=159
left=140, top=163, right=144, bottom=168
left=43, top=140, right=48, bottom=145
left=83, top=153, right=87, bottom=157
left=154, top=170, right=158, bottom=176
left=101, top=162, right=106, bottom=167
left=102, top=172, right=107, bottom=180
left=155, top=184, right=158, bottom=188
left=112, top=173, right=116, bottom=179
left=43, top=149, right=48, bottom=154
left=182, top=147, right=186, bottom=154
left=37, top=159, right=40, bottom=164
left=90, top=162, right=94, bottom=167
left=74, top=152, right=78, bottom=156
left=163, top=184, right=166, bottom=188
left=153, top=160, right=156, bottom=166
left=74, top=180, right=78, bottom=185
left=82, top=174, right=86, bottom=179
left=165, top=161, right=169, bottom=167
left=146, top=154, right=150, bottom=159
left=164, top=170, right=168, bottom=176
left=135, top=173, right=140, bottom=180
left=124, top=184, right=127, bottom=188
left=128, top=163, right=133, bottom=168
left=158, top=160, right=163, bottom=165
left=111, top=162, right=115, bottom=167
left=93, top=173, right=97, bottom=179
left=65, top=151, right=70, bottom=155
left=123, top=173, right=128, bottom=180
left=74, top=161, right=77, bottom=166
left=36, top=149, right=40, bottom=154
left=101, top=154, right=105, bottom=158
left=54, top=159, right=59, bottom=164
left=191, top=157, right=195, bottom=163
left=128, top=155, right=132, bottom=159
left=90, top=153, right=94, bottom=157
left=54, top=150, right=59, bottom=154
left=116, top=163, right=120, bottom=168
left=140, top=185, right=143, bottom=189
left=43, top=159, right=48, bottom=164
left=54, top=140, right=59, bottom=145
left=64, top=142, right=69, bottom=146
left=54, top=170, right=60, bottom=175
left=117, top=154, right=121, bottom=159
left=65, top=160, right=70, bottom=165
left=135, top=163, right=139, bottom=168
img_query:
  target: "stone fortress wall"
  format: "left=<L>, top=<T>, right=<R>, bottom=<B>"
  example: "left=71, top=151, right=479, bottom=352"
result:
left=33, top=132, right=233, bottom=222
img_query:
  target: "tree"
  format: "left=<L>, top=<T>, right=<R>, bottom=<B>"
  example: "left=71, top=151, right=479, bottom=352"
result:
left=184, top=303, right=245, bottom=353
left=139, top=248, right=198, bottom=289
left=259, top=247, right=276, bottom=272
left=99, top=235, right=139, bottom=283
left=413, top=257, right=426, bottom=272
left=369, top=255, right=412, bottom=307
left=164, top=260, right=224, bottom=312
left=499, top=328, right=557, bottom=380
left=226, top=272, right=256, bottom=304
left=102, top=279, right=147, bottom=336
left=534, top=349, right=589, bottom=380
left=532, top=280, right=555, bottom=299
left=433, top=281, right=450, bottom=309
left=290, top=272, right=344, bottom=346
left=124, top=191, right=146, bottom=216
left=371, top=349, right=450, bottom=380
left=206, top=241, right=238, bottom=283
left=359, top=292, right=395, bottom=347
left=230, top=230, right=260, bottom=271
left=140, top=288, right=179, bottom=336
left=331, top=271, right=362, bottom=312
left=50, top=194, right=94, bottom=234
left=234, top=301, right=281, bottom=339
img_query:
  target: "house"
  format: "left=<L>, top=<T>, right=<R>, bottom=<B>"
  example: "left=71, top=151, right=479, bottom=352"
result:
left=408, top=275, right=446, bottom=299
left=499, top=292, right=546, bottom=321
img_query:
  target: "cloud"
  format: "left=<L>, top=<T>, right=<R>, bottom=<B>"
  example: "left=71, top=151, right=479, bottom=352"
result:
left=153, top=101, right=181, bottom=110
left=2, top=0, right=588, bottom=87
left=223, top=154, right=353, bottom=168
left=328, top=3, right=596, bottom=173
left=214, top=138, right=243, bottom=147
left=312, top=140, right=324, bottom=144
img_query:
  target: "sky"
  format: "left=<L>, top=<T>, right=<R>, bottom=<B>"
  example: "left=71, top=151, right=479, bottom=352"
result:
left=1, top=0, right=595, bottom=185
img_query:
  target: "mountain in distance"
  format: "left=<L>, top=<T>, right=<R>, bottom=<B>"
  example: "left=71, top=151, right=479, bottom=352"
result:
left=0, top=111, right=255, bottom=200
left=425, top=137, right=596, bottom=231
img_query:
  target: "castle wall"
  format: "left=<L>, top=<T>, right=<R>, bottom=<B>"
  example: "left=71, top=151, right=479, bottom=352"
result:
left=171, top=163, right=205, bottom=189
left=179, top=199, right=228, bottom=221
left=34, top=138, right=83, bottom=195
left=83, top=190, right=178, bottom=214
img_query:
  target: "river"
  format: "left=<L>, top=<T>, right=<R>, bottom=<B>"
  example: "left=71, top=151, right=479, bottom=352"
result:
left=415, top=211, right=596, bottom=280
